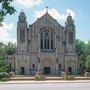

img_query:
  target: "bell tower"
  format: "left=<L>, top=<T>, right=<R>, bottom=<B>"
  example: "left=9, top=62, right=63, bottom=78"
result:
left=65, top=14, right=75, bottom=54
left=17, top=11, right=28, bottom=54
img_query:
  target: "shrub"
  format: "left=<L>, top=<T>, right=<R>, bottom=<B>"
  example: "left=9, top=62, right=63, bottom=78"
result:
left=9, top=71, right=15, bottom=77
left=85, top=55, right=90, bottom=72
left=0, top=72, right=10, bottom=81
left=1, top=77, right=9, bottom=81
left=35, top=75, right=46, bottom=81
left=66, top=75, right=75, bottom=80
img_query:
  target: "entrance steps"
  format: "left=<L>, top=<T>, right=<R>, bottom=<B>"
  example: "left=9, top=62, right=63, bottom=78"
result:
left=10, top=75, right=90, bottom=81
left=10, top=75, right=62, bottom=81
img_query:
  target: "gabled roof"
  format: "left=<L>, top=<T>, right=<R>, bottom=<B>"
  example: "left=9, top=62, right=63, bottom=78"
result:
left=31, top=12, right=62, bottom=28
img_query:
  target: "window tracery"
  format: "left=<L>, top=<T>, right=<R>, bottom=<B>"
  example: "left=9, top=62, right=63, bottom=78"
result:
left=20, top=29, right=25, bottom=43
left=40, top=27, right=54, bottom=52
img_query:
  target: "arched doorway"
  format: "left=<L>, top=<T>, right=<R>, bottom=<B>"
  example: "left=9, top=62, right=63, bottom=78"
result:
left=20, top=67, right=25, bottom=74
left=18, top=60, right=28, bottom=75
left=67, top=60, right=76, bottom=74
left=42, top=57, right=53, bottom=75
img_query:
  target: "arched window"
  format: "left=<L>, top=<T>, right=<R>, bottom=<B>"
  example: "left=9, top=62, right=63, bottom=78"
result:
left=69, top=32, right=73, bottom=44
left=44, top=38, right=47, bottom=49
left=59, top=64, right=61, bottom=68
left=51, top=32, right=53, bottom=49
left=47, top=38, right=49, bottom=49
left=32, top=64, right=35, bottom=68
left=40, top=31, right=43, bottom=49
left=20, top=29, right=25, bottom=43
left=41, top=38, right=43, bottom=49
left=40, top=27, right=54, bottom=52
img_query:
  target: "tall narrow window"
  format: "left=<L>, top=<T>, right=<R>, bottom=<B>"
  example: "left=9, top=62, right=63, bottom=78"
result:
left=40, top=27, right=54, bottom=52
left=44, top=38, right=47, bottom=49
left=20, top=29, right=25, bottom=42
left=47, top=38, right=49, bottom=49
left=32, top=64, right=35, bottom=68
left=79, top=63, right=81, bottom=68
left=51, top=39, right=53, bottom=49
left=41, top=38, right=43, bottom=49
left=10, top=63, right=11, bottom=67
left=51, top=33, right=53, bottom=49
left=59, top=64, right=61, bottom=68
left=69, top=32, right=73, bottom=44
left=40, top=31, right=43, bottom=49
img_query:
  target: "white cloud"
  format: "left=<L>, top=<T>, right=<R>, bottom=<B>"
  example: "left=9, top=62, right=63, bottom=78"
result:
left=35, top=8, right=75, bottom=21
left=15, top=0, right=42, bottom=8
left=1, top=23, right=14, bottom=31
left=66, top=9, right=75, bottom=18
left=0, top=23, right=16, bottom=43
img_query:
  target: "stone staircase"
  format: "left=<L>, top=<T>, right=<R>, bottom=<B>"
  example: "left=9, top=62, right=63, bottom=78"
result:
left=10, top=75, right=62, bottom=81
left=10, top=75, right=35, bottom=81
left=10, top=75, right=90, bottom=81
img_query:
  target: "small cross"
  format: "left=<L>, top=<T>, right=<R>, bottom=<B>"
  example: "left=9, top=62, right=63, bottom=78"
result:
left=22, top=9, right=23, bottom=12
left=46, top=6, right=49, bottom=13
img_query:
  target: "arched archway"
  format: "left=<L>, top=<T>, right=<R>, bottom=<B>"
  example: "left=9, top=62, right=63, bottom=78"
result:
left=17, top=60, right=28, bottom=74
left=42, top=57, right=53, bottom=75
left=66, top=60, right=76, bottom=74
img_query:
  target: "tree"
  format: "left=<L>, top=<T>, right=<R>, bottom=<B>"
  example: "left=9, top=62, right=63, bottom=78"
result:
left=5, top=42, right=16, bottom=55
left=0, top=42, right=16, bottom=59
left=0, top=58, right=10, bottom=72
left=0, top=0, right=16, bottom=26
left=75, top=39, right=87, bottom=61
left=0, top=42, right=5, bottom=59
left=85, top=55, right=90, bottom=72
left=0, top=42, right=16, bottom=73
left=85, top=40, right=90, bottom=55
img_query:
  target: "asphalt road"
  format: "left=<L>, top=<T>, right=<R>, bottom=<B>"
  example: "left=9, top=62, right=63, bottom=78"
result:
left=0, top=83, right=90, bottom=90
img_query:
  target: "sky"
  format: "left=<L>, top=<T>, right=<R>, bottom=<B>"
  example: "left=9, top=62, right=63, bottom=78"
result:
left=0, top=0, right=90, bottom=43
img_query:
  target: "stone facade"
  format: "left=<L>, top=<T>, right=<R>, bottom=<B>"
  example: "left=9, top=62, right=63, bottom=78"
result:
left=7, top=10, right=79, bottom=75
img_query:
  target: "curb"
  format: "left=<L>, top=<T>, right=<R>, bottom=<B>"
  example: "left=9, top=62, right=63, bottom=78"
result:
left=0, top=80, right=90, bottom=84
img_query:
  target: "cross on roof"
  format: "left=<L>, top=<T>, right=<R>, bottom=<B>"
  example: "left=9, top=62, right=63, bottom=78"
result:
left=22, top=9, right=23, bottom=12
left=46, top=6, right=49, bottom=13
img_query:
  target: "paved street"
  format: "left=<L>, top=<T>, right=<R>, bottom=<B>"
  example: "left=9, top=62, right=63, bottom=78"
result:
left=0, top=83, right=90, bottom=90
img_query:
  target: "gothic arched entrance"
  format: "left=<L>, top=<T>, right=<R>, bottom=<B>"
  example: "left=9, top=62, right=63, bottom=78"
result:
left=18, top=60, right=28, bottom=75
left=67, top=60, right=76, bottom=74
left=42, top=57, right=53, bottom=75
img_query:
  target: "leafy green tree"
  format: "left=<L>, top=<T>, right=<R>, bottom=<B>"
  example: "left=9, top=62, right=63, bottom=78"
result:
left=5, top=42, right=16, bottom=55
left=0, top=42, right=16, bottom=59
left=0, top=58, right=10, bottom=72
left=0, top=42, right=5, bottom=59
left=0, top=0, right=16, bottom=26
left=75, top=39, right=87, bottom=61
left=85, top=40, right=90, bottom=55
left=85, top=55, right=90, bottom=72
left=0, top=42, right=16, bottom=73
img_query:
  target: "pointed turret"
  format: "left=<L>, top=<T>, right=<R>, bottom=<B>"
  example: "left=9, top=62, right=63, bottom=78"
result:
left=18, top=11, right=26, bottom=22
left=17, top=11, right=28, bottom=54
left=64, top=14, right=75, bottom=53
left=66, top=14, right=74, bottom=26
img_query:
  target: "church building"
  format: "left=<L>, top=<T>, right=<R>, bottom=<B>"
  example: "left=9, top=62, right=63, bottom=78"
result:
left=7, top=8, right=80, bottom=75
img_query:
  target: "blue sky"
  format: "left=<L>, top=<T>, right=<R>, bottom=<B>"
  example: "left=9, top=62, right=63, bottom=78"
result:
left=0, top=0, right=90, bottom=43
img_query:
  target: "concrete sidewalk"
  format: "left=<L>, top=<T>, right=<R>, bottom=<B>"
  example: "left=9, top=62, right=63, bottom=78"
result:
left=0, top=80, right=90, bottom=84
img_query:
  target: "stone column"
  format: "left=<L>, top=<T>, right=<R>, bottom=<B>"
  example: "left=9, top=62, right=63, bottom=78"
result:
left=15, top=55, right=18, bottom=74
left=37, top=57, right=41, bottom=74
left=56, top=58, right=58, bottom=75
left=38, top=63, right=40, bottom=71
